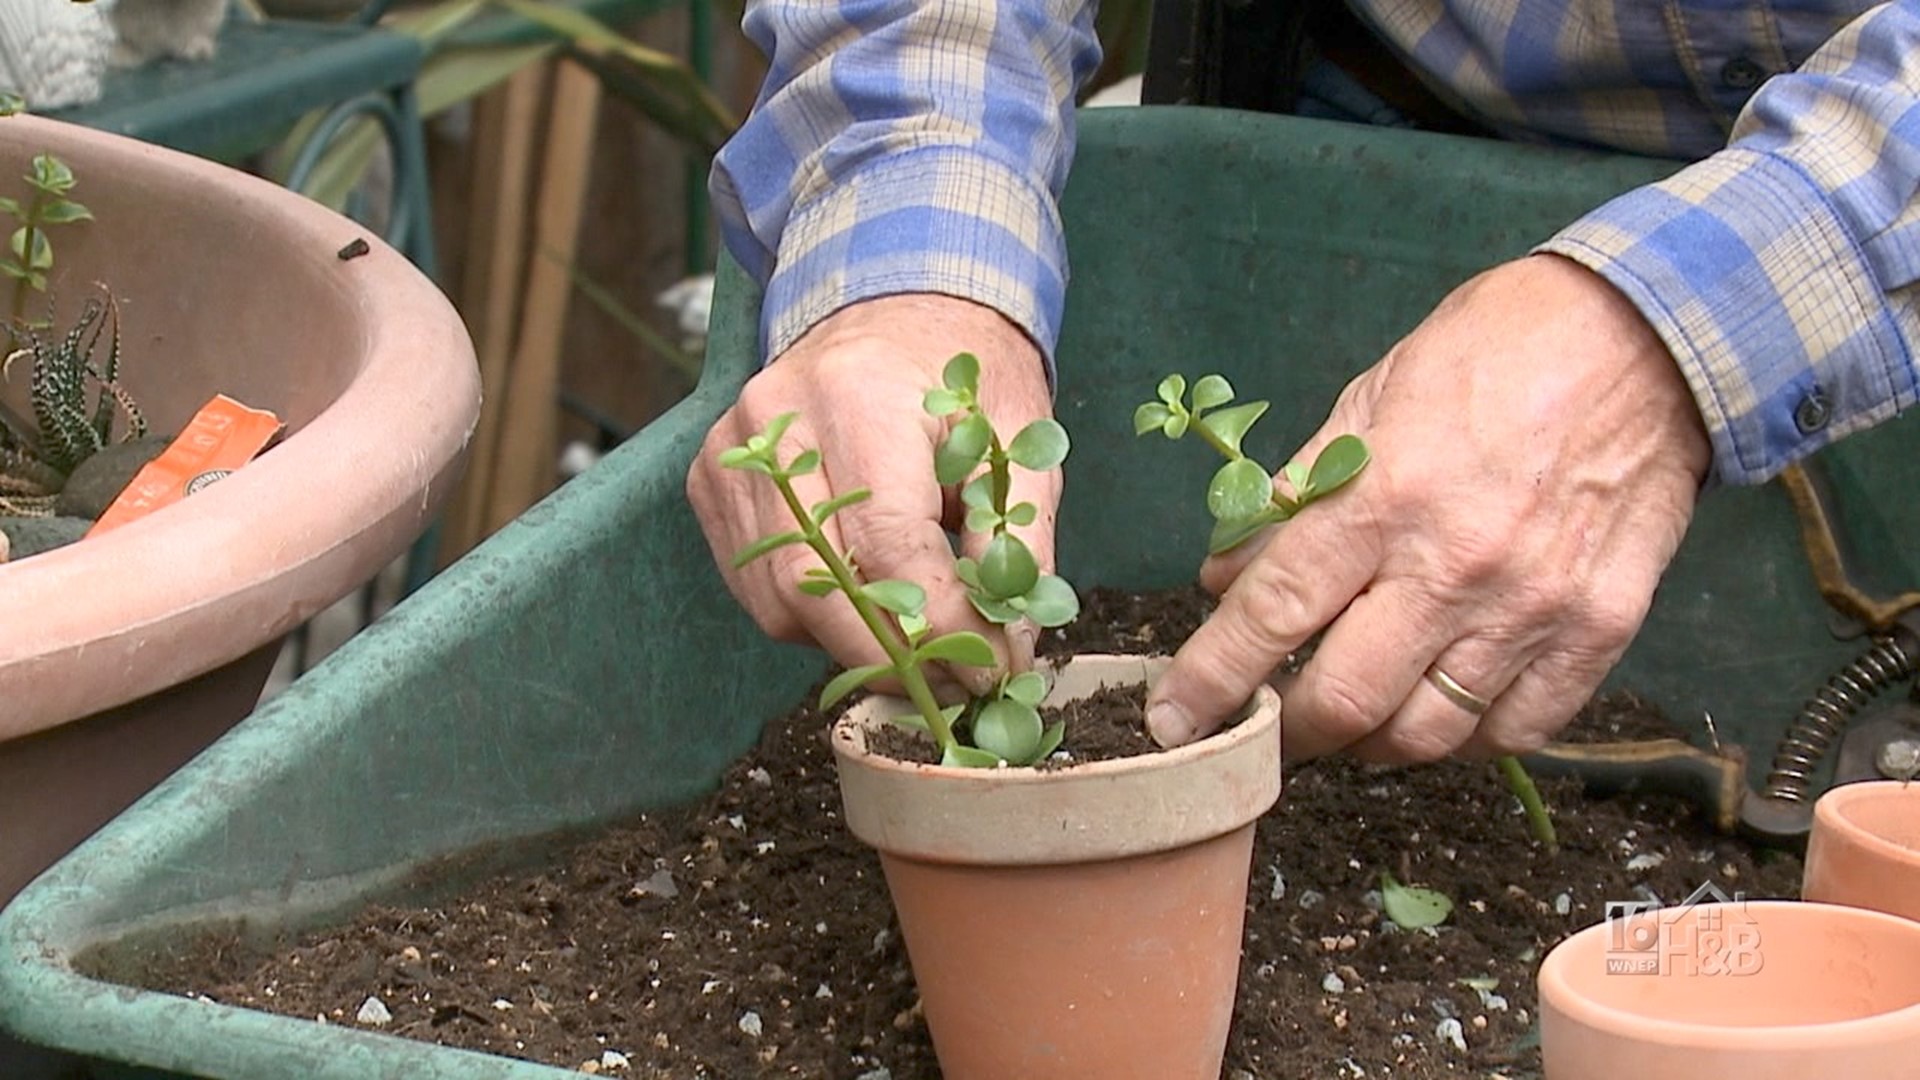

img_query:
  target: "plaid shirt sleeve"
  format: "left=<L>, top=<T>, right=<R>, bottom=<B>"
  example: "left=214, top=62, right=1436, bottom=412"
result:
left=707, top=0, right=1101, bottom=366
left=1540, top=0, right=1920, bottom=487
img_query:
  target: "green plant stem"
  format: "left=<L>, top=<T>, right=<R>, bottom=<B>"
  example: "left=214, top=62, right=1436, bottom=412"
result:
left=1497, top=754, right=1558, bottom=851
left=771, top=472, right=958, bottom=753
left=986, top=429, right=1010, bottom=517
left=6, top=225, right=32, bottom=325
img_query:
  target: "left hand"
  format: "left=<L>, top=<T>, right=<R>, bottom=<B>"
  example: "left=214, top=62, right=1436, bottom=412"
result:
left=1144, top=254, right=1714, bottom=762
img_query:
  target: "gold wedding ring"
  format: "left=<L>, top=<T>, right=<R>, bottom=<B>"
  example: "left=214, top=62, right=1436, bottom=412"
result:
left=1424, top=665, right=1491, bottom=715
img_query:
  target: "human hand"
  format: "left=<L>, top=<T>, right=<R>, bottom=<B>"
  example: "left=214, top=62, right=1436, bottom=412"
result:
left=1146, top=254, right=1712, bottom=761
left=687, top=293, right=1059, bottom=695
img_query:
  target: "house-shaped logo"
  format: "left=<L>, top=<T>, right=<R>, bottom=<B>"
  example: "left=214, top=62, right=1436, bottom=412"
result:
left=1603, top=879, right=1762, bottom=977
left=1675, top=880, right=1745, bottom=908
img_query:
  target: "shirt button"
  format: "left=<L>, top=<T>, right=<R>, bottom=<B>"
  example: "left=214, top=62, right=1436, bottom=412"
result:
left=1721, top=57, right=1766, bottom=90
left=1794, top=389, right=1832, bottom=434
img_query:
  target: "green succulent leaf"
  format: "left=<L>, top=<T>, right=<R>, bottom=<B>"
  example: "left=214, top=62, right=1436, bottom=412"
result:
left=1283, top=461, right=1311, bottom=498
left=761, top=410, right=798, bottom=449
left=964, top=506, right=1002, bottom=533
left=899, top=611, right=930, bottom=641
left=935, top=413, right=993, bottom=485
left=1004, top=671, right=1048, bottom=707
left=811, top=487, right=872, bottom=525
left=717, top=445, right=756, bottom=469
left=1006, top=418, right=1068, bottom=472
left=11, top=227, right=49, bottom=270
left=972, top=699, right=1043, bottom=764
left=923, top=387, right=963, bottom=417
left=914, top=631, right=997, bottom=668
left=1197, top=400, right=1270, bottom=456
left=0, top=195, right=18, bottom=218
left=861, top=579, right=926, bottom=617
left=787, top=448, right=822, bottom=476
left=796, top=569, right=839, bottom=597
left=37, top=200, right=91, bottom=226
left=1380, top=871, right=1454, bottom=929
left=1306, top=434, right=1371, bottom=499
left=1161, top=412, right=1189, bottom=439
left=0, top=93, right=22, bottom=117
left=942, top=743, right=1004, bottom=768
left=1156, top=374, right=1186, bottom=406
left=1208, top=508, right=1287, bottom=555
left=1191, top=374, right=1234, bottom=411
left=1021, top=573, right=1080, bottom=628
left=818, top=663, right=893, bottom=710
left=954, top=557, right=981, bottom=589
left=1133, top=401, right=1174, bottom=436
left=1207, top=458, right=1275, bottom=523
left=968, top=593, right=1024, bottom=624
left=959, top=473, right=994, bottom=510
left=889, top=711, right=931, bottom=734
left=975, top=532, right=1040, bottom=598
left=943, top=352, right=981, bottom=392
left=1004, top=501, right=1037, bottom=527
left=1036, top=719, right=1066, bottom=758
left=30, top=155, right=74, bottom=192
left=731, top=530, right=805, bottom=568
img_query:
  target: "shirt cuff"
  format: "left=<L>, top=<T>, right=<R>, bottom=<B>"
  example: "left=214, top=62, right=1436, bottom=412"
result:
left=1536, top=149, right=1918, bottom=487
left=760, top=143, right=1068, bottom=372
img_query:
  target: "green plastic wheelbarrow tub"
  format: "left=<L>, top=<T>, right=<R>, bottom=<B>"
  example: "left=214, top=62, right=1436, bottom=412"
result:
left=6, top=105, right=1920, bottom=1078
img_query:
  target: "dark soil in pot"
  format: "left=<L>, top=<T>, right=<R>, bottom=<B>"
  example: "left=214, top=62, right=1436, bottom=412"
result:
left=117, top=585, right=1803, bottom=1079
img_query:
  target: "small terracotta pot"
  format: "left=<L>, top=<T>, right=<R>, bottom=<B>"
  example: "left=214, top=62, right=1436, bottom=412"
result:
left=1538, top=899, right=1920, bottom=1078
left=831, top=654, right=1281, bottom=1080
left=1803, top=780, right=1920, bottom=922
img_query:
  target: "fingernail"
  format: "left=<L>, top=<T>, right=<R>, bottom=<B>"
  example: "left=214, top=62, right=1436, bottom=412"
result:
left=1147, top=701, right=1193, bottom=747
left=1010, top=622, right=1039, bottom=669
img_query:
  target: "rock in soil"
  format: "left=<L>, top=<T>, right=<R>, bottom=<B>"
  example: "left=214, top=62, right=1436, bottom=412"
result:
left=113, top=585, right=1805, bottom=1079
left=0, top=515, right=90, bottom=558
left=55, top=435, right=172, bottom=519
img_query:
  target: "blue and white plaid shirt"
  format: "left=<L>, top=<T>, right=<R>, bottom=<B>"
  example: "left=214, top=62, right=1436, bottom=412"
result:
left=708, top=0, right=1920, bottom=487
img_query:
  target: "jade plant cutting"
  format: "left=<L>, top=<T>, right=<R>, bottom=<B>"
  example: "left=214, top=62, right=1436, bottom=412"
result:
left=1134, top=373, right=1559, bottom=851
left=2, top=152, right=92, bottom=327
left=720, top=352, right=1080, bottom=768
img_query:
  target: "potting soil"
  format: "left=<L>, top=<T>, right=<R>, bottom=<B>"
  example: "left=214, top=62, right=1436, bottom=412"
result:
left=122, top=585, right=1804, bottom=1079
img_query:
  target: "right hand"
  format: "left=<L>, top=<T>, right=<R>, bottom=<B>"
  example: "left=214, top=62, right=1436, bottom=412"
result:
left=687, top=293, right=1060, bottom=695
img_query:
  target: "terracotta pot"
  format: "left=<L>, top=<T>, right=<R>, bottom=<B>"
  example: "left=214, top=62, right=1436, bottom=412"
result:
left=0, top=115, right=478, bottom=903
left=1803, top=780, right=1920, bottom=922
left=1538, top=899, right=1920, bottom=1078
left=831, top=654, right=1282, bottom=1080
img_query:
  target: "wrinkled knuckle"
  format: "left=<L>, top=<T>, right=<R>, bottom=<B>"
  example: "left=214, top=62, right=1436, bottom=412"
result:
left=1447, top=531, right=1513, bottom=586
left=1581, top=591, right=1650, bottom=650
left=1307, top=669, right=1386, bottom=747
left=731, top=385, right=775, bottom=424
left=1506, top=577, right=1573, bottom=626
left=1376, top=723, right=1461, bottom=764
left=1236, top=572, right=1319, bottom=646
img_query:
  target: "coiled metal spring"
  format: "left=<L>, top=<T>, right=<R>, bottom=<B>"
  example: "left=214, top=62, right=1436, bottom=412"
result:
left=1762, top=635, right=1918, bottom=803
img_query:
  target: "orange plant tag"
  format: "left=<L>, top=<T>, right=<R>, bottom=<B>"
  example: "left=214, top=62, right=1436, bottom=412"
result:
left=86, top=394, right=284, bottom=537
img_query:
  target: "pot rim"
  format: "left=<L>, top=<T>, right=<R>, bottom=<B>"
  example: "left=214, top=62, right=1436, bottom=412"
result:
left=831, top=652, right=1283, bottom=864
left=1812, top=780, right=1920, bottom=867
left=1539, top=899, right=1920, bottom=1047
left=0, top=116, right=479, bottom=736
